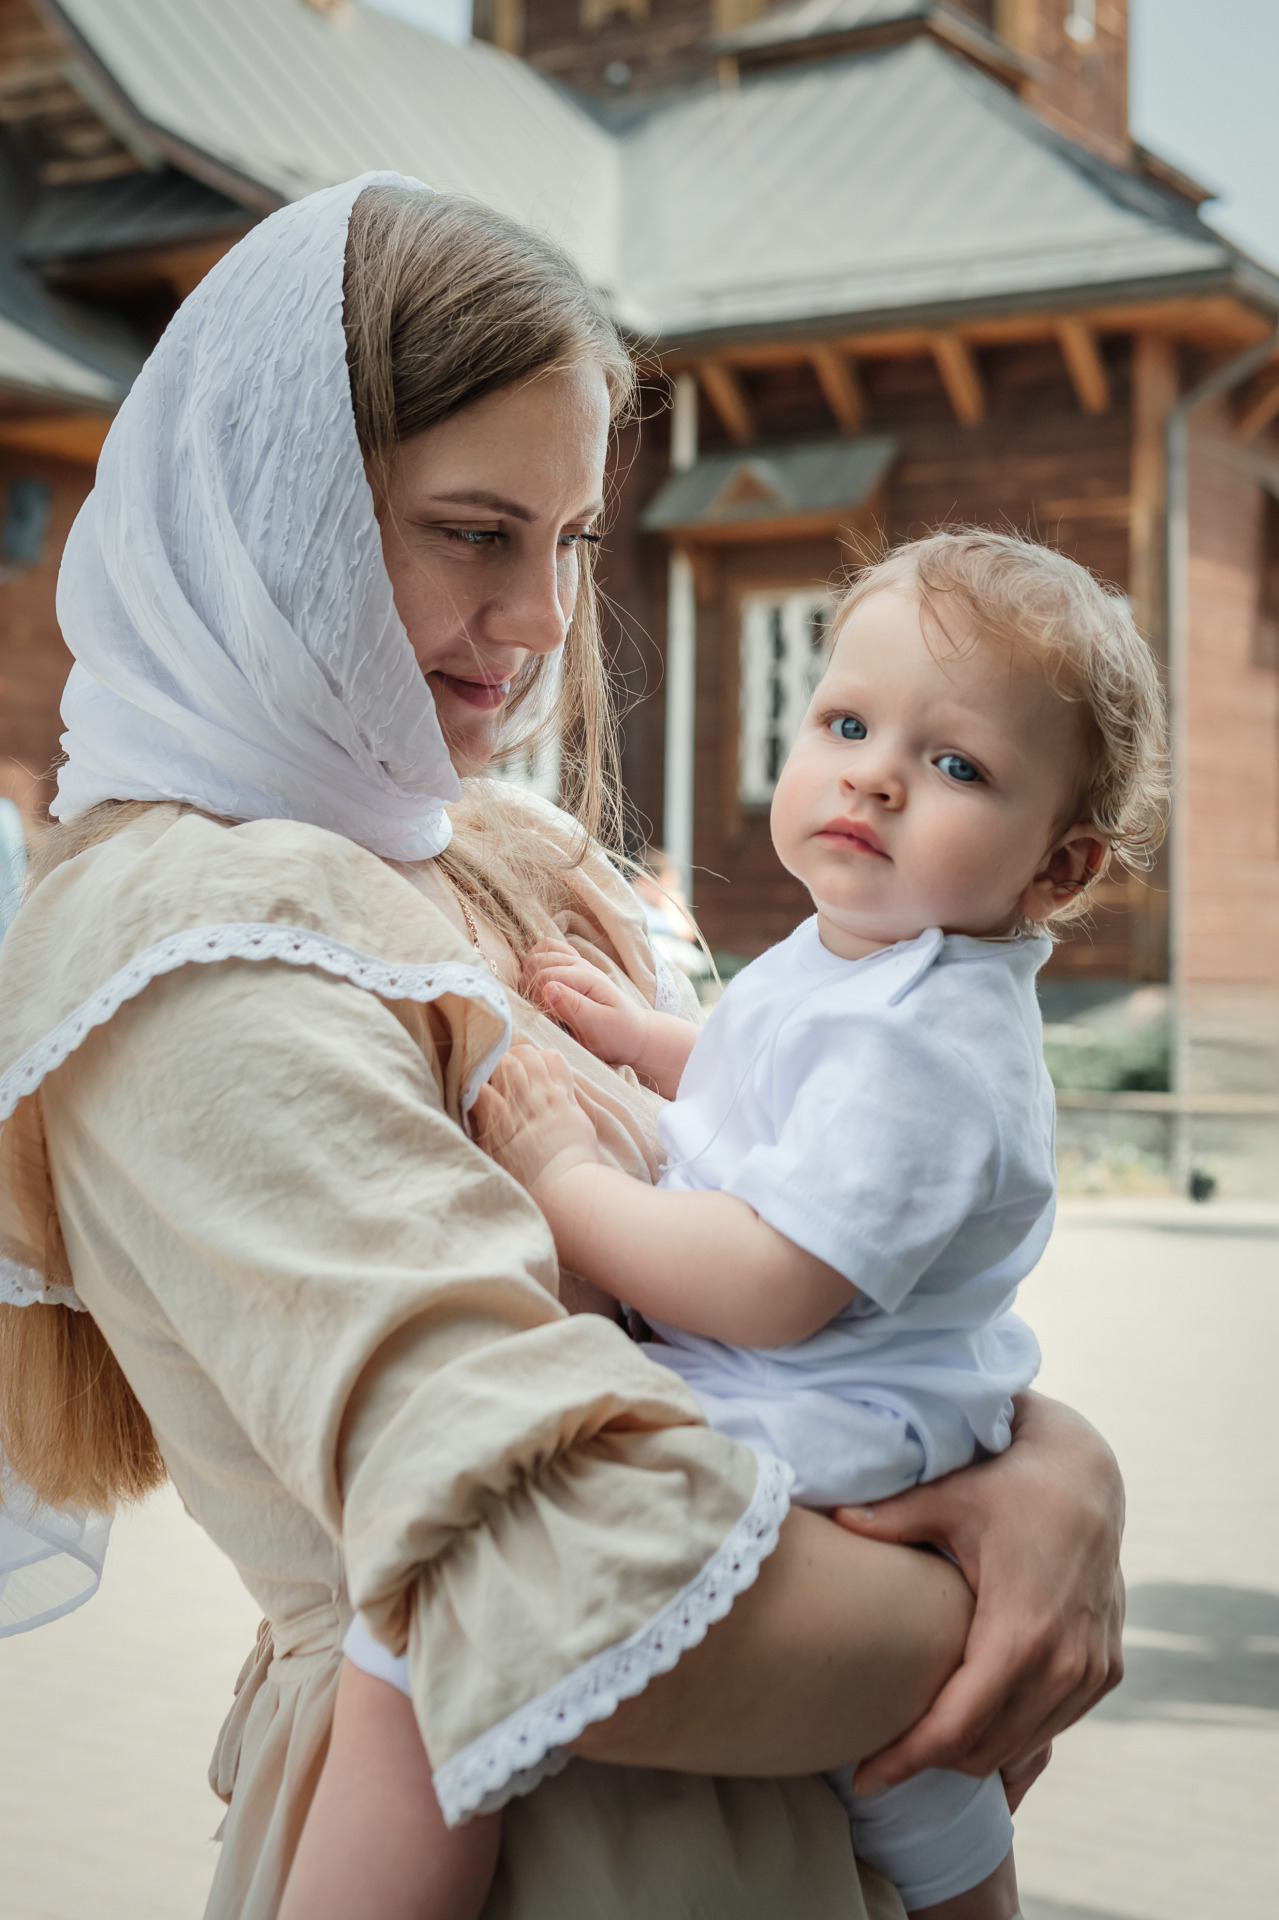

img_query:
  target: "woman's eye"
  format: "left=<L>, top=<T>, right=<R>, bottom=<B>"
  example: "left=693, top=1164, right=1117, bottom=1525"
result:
left=447, top=528, right=500, bottom=547
left=937, top=752, right=982, bottom=784
left=560, top=531, right=602, bottom=549
left=828, top=715, right=867, bottom=741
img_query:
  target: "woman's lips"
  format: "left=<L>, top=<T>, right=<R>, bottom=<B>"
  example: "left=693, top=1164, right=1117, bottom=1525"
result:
left=433, top=670, right=512, bottom=712
left=816, top=819, right=891, bottom=859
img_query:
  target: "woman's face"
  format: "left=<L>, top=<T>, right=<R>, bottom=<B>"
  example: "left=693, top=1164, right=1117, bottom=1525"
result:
left=376, top=361, right=611, bottom=771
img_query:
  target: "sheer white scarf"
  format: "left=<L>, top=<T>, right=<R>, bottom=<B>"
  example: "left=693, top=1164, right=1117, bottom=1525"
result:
left=52, top=172, right=460, bottom=858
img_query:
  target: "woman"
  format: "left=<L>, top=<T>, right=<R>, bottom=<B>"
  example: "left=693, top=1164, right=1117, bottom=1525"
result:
left=0, top=176, right=1123, bottom=1920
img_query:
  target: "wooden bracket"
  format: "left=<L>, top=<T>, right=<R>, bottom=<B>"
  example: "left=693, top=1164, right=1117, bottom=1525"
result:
left=930, top=334, right=986, bottom=424
left=809, top=345, right=865, bottom=432
left=1056, top=319, right=1111, bottom=414
left=697, top=358, right=755, bottom=444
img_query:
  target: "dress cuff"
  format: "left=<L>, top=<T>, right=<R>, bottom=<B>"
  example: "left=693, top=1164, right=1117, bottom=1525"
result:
left=432, top=1450, right=793, bottom=1826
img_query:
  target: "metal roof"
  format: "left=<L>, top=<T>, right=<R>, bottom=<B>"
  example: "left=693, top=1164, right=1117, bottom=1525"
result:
left=21, top=169, right=251, bottom=264
left=715, top=0, right=928, bottom=55
left=29, top=2, right=1279, bottom=360
left=613, top=39, right=1238, bottom=341
left=48, top=0, right=619, bottom=292
left=0, top=307, right=121, bottom=404
left=643, top=435, right=899, bottom=533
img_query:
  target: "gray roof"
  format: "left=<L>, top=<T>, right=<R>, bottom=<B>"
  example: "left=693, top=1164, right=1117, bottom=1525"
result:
left=33, top=1, right=1279, bottom=359
left=21, top=169, right=251, bottom=265
left=0, top=308, right=122, bottom=404
left=642, top=436, right=898, bottom=533
left=49, top=0, right=619, bottom=292
left=715, top=0, right=930, bottom=54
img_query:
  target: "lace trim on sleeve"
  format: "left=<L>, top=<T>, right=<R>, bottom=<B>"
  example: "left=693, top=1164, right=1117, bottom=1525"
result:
left=0, top=924, right=513, bottom=1311
left=432, top=1450, right=794, bottom=1827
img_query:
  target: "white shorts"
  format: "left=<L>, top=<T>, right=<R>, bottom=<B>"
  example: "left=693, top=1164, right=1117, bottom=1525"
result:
left=828, top=1763, right=1013, bottom=1909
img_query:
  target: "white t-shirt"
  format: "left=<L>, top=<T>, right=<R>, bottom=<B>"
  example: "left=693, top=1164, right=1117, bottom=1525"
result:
left=648, top=920, right=1050, bottom=1506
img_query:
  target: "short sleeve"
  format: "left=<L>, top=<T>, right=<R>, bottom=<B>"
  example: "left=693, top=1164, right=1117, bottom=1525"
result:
left=721, top=1008, right=1002, bottom=1312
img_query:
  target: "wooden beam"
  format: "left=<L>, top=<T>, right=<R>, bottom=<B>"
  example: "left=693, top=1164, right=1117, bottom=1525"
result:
left=0, top=412, right=112, bottom=465
left=696, top=358, right=754, bottom=444
left=931, top=333, right=985, bottom=424
left=1129, top=331, right=1178, bottom=658
left=1235, top=369, right=1279, bottom=442
left=1056, top=319, right=1111, bottom=414
left=809, top=345, right=865, bottom=432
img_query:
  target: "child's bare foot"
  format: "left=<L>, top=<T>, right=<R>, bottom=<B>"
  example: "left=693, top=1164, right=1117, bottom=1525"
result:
left=909, top=1847, right=1020, bottom=1920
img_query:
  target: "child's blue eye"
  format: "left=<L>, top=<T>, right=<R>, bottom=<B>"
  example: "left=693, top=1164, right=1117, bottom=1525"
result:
left=829, top=715, right=867, bottom=741
left=938, top=753, right=981, bottom=784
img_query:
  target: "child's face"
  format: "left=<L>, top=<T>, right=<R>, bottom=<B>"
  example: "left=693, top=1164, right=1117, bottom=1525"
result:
left=770, top=587, right=1103, bottom=959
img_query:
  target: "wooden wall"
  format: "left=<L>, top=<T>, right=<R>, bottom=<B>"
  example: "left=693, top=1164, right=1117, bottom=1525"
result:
left=620, top=336, right=1173, bottom=978
left=0, top=450, right=92, bottom=817
left=1183, top=422, right=1279, bottom=989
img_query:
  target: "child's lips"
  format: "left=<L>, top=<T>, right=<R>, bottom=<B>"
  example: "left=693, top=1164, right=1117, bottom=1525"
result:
left=816, top=818, right=891, bottom=859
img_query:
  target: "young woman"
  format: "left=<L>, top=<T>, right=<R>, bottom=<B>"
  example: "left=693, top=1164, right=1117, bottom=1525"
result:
left=0, top=176, right=1124, bottom=1920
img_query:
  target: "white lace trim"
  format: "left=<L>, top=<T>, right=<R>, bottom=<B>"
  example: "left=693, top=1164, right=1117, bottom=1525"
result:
left=651, top=942, right=684, bottom=1017
left=0, top=924, right=512, bottom=1311
left=0, top=1258, right=87, bottom=1312
left=432, top=1450, right=794, bottom=1827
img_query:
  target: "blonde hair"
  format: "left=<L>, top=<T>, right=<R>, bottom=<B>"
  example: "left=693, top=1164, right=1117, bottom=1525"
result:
left=3, top=190, right=639, bottom=1510
left=832, top=529, right=1170, bottom=923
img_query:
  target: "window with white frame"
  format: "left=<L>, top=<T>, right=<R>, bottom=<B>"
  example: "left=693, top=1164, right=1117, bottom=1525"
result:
left=738, top=591, right=835, bottom=805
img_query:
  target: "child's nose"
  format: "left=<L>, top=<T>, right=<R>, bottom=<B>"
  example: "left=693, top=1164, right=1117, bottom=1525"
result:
left=840, top=751, right=905, bottom=809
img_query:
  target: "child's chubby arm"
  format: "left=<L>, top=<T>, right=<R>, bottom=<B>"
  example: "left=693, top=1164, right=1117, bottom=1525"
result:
left=521, top=937, right=696, bottom=1099
left=472, top=1044, right=856, bottom=1348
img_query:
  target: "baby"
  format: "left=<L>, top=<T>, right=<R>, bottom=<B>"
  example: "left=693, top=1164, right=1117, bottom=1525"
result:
left=284, top=530, right=1166, bottom=1920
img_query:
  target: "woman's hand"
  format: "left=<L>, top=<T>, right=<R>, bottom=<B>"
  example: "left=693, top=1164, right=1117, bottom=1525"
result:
left=522, top=939, right=650, bottom=1066
left=472, top=1044, right=600, bottom=1201
left=835, top=1392, right=1125, bottom=1802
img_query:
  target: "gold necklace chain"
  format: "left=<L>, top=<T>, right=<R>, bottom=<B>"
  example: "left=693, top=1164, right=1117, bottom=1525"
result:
left=454, top=888, right=501, bottom=978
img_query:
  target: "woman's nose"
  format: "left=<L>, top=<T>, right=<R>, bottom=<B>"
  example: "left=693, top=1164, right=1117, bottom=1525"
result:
left=481, top=542, right=572, bottom=658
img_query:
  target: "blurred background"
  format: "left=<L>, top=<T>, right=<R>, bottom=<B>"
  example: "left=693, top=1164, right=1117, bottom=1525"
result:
left=0, top=7, right=1276, bottom=1917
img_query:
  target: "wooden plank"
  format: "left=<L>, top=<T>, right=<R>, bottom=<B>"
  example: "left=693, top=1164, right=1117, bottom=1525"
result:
left=1129, top=330, right=1178, bottom=658
left=1056, top=319, right=1111, bottom=414
left=0, top=412, right=111, bottom=464
left=808, top=345, right=865, bottom=431
left=696, top=358, right=754, bottom=444
left=1234, top=369, right=1279, bottom=443
left=930, top=333, right=986, bottom=424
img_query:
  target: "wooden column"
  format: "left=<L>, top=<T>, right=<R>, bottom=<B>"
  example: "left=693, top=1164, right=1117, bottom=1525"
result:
left=1129, top=331, right=1178, bottom=660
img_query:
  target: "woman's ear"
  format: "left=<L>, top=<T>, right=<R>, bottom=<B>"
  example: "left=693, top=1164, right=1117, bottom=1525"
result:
left=1021, top=824, right=1109, bottom=923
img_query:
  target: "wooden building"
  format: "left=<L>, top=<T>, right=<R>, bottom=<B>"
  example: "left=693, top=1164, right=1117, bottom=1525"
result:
left=0, top=0, right=1277, bottom=1181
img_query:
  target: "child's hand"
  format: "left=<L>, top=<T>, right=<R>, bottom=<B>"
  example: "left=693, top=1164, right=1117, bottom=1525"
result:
left=521, top=938, right=650, bottom=1068
left=472, top=1043, right=600, bottom=1201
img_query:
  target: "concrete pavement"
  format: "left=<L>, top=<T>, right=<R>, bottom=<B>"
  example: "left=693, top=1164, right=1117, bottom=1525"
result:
left=1, top=1203, right=1275, bottom=1917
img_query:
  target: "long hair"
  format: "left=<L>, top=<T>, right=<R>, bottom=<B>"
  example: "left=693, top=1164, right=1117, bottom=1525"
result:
left=2, top=189, right=640, bottom=1510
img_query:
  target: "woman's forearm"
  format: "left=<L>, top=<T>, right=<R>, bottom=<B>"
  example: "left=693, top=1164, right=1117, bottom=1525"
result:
left=570, top=1508, right=972, bottom=1775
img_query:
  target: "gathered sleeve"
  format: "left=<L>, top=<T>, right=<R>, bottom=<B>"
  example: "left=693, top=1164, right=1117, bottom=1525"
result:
left=40, top=955, right=788, bottom=1826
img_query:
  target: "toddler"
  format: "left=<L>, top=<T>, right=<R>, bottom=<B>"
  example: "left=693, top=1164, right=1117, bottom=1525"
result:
left=284, top=530, right=1167, bottom=1920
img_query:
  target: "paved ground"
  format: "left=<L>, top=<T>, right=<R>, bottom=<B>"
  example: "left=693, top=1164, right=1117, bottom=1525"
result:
left=1, top=1202, right=1276, bottom=1918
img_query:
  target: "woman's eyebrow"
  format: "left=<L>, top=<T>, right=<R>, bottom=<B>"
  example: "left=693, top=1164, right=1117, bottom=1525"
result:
left=427, top=489, right=605, bottom=522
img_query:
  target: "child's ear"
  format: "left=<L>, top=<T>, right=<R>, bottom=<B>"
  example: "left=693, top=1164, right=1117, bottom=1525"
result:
left=1020, top=824, right=1109, bottom=923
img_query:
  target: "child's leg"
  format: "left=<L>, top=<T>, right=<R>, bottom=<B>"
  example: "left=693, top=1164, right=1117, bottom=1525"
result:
left=281, top=1658, right=500, bottom=1920
left=829, top=1766, right=1018, bottom=1917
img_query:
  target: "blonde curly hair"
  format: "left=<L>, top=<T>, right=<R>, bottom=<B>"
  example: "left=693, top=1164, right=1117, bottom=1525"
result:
left=832, top=529, right=1170, bottom=924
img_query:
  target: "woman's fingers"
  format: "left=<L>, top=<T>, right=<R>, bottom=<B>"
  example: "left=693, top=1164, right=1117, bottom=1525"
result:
left=1001, top=1741, right=1052, bottom=1813
left=832, top=1484, right=952, bottom=1554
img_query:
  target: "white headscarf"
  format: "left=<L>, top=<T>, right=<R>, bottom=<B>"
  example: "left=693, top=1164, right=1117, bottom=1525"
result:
left=52, top=173, right=460, bottom=860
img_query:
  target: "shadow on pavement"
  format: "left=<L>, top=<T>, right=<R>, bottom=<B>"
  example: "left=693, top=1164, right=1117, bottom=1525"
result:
left=1096, top=1582, right=1279, bottom=1723
left=1022, top=1900, right=1142, bottom=1920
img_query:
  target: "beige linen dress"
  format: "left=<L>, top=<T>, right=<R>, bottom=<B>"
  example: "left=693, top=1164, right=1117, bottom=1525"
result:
left=0, top=797, right=903, bottom=1920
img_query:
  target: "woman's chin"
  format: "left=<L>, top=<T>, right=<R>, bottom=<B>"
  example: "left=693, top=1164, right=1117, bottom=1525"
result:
left=433, top=694, right=504, bottom=776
